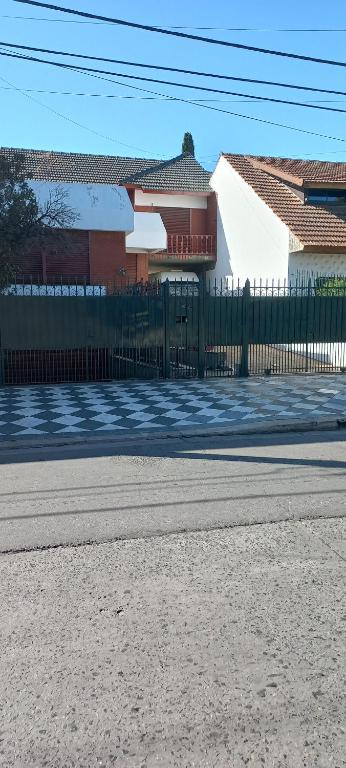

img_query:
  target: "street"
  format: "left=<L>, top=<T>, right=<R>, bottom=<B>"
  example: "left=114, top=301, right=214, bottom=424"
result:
left=1, top=430, right=346, bottom=767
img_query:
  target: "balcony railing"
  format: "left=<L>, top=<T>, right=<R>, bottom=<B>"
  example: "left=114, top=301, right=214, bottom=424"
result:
left=167, top=234, right=216, bottom=256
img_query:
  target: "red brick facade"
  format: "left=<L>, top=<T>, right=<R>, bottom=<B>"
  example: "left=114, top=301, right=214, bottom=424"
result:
left=13, top=194, right=216, bottom=286
left=89, top=231, right=126, bottom=284
left=14, top=229, right=148, bottom=285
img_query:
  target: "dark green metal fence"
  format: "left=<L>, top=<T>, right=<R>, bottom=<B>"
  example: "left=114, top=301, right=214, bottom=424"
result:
left=1, top=278, right=346, bottom=385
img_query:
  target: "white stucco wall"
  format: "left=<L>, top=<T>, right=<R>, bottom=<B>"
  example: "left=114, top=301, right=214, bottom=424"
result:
left=126, top=212, right=167, bottom=253
left=289, top=251, right=346, bottom=280
left=29, top=180, right=134, bottom=233
left=135, top=190, right=207, bottom=209
left=209, top=156, right=290, bottom=285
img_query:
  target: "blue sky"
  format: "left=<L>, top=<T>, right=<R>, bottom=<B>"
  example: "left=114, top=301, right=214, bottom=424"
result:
left=1, top=0, right=346, bottom=168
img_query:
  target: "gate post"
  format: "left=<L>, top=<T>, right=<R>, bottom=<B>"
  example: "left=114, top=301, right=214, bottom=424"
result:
left=163, top=279, right=171, bottom=379
left=0, top=329, right=4, bottom=386
left=198, top=272, right=206, bottom=379
left=239, top=279, right=250, bottom=377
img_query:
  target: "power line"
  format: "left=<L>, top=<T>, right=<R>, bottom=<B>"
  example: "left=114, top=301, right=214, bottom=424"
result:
left=5, top=50, right=346, bottom=147
left=3, top=40, right=346, bottom=99
left=13, top=0, right=346, bottom=68
left=2, top=84, right=345, bottom=103
left=158, top=27, right=346, bottom=33
left=3, top=15, right=346, bottom=32
left=4, top=48, right=346, bottom=117
left=0, top=72, right=164, bottom=156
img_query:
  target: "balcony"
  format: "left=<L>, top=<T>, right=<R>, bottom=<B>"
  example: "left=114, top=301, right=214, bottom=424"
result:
left=150, top=233, right=216, bottom=266
left=168, top=233, right=216, bottom=256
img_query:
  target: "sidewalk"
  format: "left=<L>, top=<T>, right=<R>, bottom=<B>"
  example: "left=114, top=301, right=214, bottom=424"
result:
left=0, top=374, right=345, bottom=441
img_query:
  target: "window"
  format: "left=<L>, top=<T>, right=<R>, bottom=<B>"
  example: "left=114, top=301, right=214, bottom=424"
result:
left=306, top=188, right=346, bottom=204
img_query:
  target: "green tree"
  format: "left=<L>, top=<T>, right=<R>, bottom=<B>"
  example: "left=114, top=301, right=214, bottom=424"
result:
left=0, top=151, right=77, bottom=290
left=315, top=276, right=346, bottom=296
left=181, top=132, right=195, bottom=156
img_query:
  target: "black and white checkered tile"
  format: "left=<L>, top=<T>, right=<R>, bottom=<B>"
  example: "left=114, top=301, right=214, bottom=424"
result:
left=0, top=376, right=345, bottom=438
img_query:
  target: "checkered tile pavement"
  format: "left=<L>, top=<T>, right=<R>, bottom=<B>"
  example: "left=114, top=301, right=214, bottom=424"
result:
left=0, top=376, right=345, bottom=439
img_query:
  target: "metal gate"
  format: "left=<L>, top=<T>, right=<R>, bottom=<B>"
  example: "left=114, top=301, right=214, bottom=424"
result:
left=1, top=277, right=346, bottom=385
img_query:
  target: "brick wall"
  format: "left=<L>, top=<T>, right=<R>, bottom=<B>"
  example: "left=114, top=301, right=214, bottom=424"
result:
left=89, top=231, right=127, bottom=284
left=136, top=254, right=149, bottom=282
left=13, top=229, right=140, bottom=286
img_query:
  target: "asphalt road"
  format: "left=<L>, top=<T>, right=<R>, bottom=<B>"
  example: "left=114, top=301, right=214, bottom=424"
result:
left=1, top=430, right=346, bottom=767
left=1, top=430, right=346, bottom=552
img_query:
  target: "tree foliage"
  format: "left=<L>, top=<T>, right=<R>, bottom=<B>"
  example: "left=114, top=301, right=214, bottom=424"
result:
left=0, top=152, right=77, bottom=289
left=315, top=276, right=346, bottom=296
left=181, top=132, right=195, bottom=156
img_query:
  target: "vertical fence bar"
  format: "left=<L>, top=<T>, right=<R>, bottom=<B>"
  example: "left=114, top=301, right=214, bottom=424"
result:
left=239, top=279, right=250, bottom=377
left=305, top=278, right=312, bottom=372
left=163, top=279, right=170, bottom=379
left=0, top=329, right=4, bottom=386
left=198, top=272, right=206, bottom=379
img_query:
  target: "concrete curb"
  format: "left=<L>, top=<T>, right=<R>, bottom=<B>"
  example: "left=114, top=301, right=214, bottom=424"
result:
left=0, top=415, right=344, bottom=453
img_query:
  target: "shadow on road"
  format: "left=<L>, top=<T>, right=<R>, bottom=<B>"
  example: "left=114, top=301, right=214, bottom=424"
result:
left=0, top=427, right=345, bottom=471
left=1, top=429, right=345, bottom=550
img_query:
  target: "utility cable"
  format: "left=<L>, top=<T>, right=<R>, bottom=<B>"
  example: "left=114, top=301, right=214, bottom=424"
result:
left=3, top=40, right=346, bottom=98
left=2, top=84, right=345, bottom=104
left=13, top=0, right=346, bottom=68
left=3, top=48, right=346, bottom=116
left=3, top=16, right=346, bottom=32
left=4, top=49, right=346, bottom=145
left=0, top=72, right=164, bottom=155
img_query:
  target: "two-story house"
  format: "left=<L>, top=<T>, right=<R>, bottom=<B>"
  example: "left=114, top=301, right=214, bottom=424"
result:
left=1, top=147, right=216, bottom=287
left=210, top=153, right=346, bottom=285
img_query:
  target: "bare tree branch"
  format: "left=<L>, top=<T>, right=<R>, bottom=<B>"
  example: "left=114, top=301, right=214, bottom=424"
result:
left=0, top=152, right=78, bottom=290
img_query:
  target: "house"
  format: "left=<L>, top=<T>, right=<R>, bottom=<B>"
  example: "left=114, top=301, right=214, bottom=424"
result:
left=210, top=154, right=346, bottom=285
left=27, top=179, right=134, bottom=287
left=1, top=147, right=216, bottom=286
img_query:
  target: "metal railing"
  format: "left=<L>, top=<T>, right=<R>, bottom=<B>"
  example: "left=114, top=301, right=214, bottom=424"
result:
left=1, top=275, right=346, bottom=385
left=3, top=277, right=162, bottom=297
left=167, top=234, right=216, bottom=256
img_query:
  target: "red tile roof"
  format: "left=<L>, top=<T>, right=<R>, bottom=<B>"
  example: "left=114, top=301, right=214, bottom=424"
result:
left=0, top=147, right=211, bottom=193
left=251, top=155, right=346, bottom=183
left=223, top=154, right=346, bottom=249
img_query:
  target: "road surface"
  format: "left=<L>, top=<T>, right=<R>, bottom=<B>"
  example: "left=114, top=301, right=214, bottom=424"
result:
left=1, top=429, right=346, bottom=552
left=0, top=430, right=345, bottom=767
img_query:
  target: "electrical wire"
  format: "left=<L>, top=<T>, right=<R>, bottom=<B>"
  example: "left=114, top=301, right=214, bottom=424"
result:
left=4, top=58, right=346, bottom=156
left=3, top=16, right=346, bottom=32
left=3, top=48, right=346, bottom=116
left=0, top=72, right=165, bottom=156
left=3, top=40, right=346, bottom=98
left=13, top=0, right=346, bottom=68
left=2, top=85, right=346, bottom=103
left=7, top=51, right=346, bottom=146
left=4, top=49, right=346, bottom=146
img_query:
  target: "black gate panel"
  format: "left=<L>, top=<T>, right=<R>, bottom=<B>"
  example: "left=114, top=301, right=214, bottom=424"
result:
left=1, top=278, right=346, bottom=385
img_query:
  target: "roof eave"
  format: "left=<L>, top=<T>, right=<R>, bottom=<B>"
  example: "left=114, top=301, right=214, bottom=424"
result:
left=301, top=244, right=346, bottom=253
left=134, top=187, right=211, bottom=195
left=303, top=181, right=346, bottom=189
